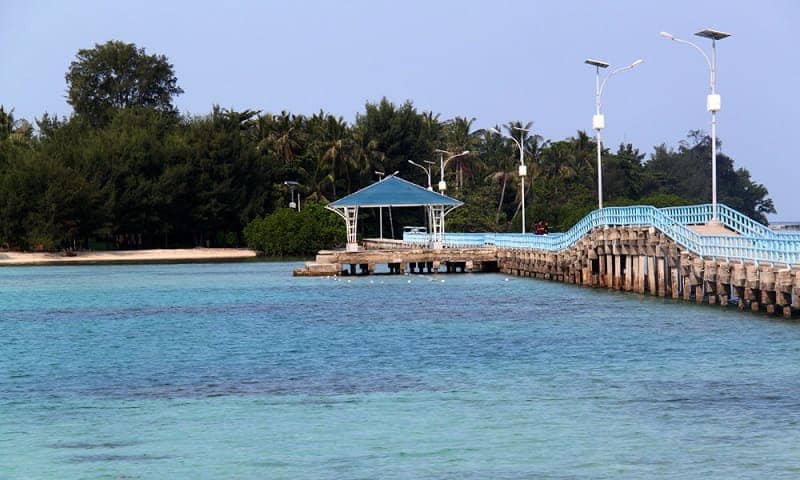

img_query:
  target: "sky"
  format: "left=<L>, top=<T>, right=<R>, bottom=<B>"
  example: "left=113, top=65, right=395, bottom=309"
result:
left=1, top=0, right=798, bottom=219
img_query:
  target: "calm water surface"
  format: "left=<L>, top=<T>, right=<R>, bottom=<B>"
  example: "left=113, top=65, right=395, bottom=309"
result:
left=1, top=262, right=799, bottom=479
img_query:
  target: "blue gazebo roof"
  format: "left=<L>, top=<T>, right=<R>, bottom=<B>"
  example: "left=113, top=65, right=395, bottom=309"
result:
left=327, top=176, right=463, bottom=208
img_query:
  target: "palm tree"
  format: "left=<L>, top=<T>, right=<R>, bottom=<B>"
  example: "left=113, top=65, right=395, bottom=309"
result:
left=566, top=130, right=596, bottom=187
left=482, top=127, right=515, bottom=223
left=443, top=116, right=481, bottom=190
left=309, top=113, right=353, bottom=199
left=298, top=159, right=333, bottom=204
left=257, top=111, right=305, bottom=165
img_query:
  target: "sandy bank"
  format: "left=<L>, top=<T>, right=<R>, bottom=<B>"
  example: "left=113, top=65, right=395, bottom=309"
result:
left=0, top=248, right=258, bottom=266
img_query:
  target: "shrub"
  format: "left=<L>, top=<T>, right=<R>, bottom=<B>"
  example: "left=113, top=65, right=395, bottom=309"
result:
left=243, top=202, right=344, bottom=256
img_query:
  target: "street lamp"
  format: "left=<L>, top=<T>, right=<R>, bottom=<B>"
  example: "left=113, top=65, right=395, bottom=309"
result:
left=375, top=171, right=385, bottom=238
left=661, top=28, right=731, bottom=222
left=433, top=149, right=470, bottom=193
left=584, top=58, right=643, bottom=210
left=408, top=160, right=437, bottom=238
left=283, top=181, right=300, bottom=211
left=490, top=126, right=530, bottom=234
left=408, top=160, right=435, bottom=190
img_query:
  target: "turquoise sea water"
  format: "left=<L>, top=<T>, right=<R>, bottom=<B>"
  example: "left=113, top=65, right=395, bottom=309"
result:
left=1, top=262, right=800, bottom=479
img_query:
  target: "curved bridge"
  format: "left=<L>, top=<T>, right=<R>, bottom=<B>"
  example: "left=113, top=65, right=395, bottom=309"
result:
left=295, top=203, right=799, bottom=317
left=404, top=204, right=800, bottom=265
left=401, top=203, right=799, bottom=318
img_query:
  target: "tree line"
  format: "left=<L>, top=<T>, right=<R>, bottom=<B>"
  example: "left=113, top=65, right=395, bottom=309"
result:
left=0, top=40, right=775, bottom=251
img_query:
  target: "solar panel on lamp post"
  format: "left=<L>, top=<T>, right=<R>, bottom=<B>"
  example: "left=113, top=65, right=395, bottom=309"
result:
left=283, top=181, right=300, bottom=211
left=584, top=58, right=643, bottom=210
left=661, top=28, right=731, bottom=222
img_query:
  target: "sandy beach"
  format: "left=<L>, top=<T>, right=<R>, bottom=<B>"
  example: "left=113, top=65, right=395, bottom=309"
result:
left=0, top=248, right=258, bottom=266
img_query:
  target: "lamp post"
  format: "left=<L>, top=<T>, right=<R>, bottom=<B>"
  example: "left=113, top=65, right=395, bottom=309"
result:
left=490, top=126, right=530, bottom=234
left=283, top=181, right=300, bottom=211
left=661, top=28, right=731, bottom=222
left=584, top=58, right=643, bottom=210
left=434, top=149, right=470, bottom=193
left=408, top=160, right=435, bottom=190
left=375, top=171, right=385, bottom=238
left=408, top=160, right=436, bottom=238
left=432, top=150, right=469, bottom=244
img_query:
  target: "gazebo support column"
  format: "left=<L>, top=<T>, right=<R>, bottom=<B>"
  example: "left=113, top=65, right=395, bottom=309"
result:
left=344, top=206, right=359, bottom=252
left=328, top=206, right=360, bottom=252
left=430, top=204, right=459, bottom=250
left=430, top=205, right=444, bottom=249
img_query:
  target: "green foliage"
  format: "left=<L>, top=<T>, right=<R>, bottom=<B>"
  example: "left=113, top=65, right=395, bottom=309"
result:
left=446, top=185, right=506, bottom=232
left=0, top=42, right=779, bottom=251
left=243, top=203, right=344, bottom=256
left=66, top=40, right=183, bottom=126
left=0, top=151, right=103, bottom=250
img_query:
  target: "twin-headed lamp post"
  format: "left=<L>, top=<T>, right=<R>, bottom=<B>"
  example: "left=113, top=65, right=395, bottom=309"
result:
left=408, top=160, right=436, bottom=190
left=584, top=58, right=643, bottom=210
left=660, top=28, right=731, bottom=222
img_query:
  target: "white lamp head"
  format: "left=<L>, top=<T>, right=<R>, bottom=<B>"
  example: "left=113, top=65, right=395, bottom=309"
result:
left=631, top=59, right=644, bottom=68
left=461, top=150, right=470, bottom=155
left=659, top=31, right=675, bottom=40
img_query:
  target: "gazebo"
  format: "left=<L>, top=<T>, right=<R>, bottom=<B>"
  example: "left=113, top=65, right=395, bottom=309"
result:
left=326, top=175, right=463, bottom=251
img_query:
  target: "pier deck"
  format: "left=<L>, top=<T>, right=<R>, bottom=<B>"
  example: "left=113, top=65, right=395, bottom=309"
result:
left=295, top=203, right=800, bottom=319
left=294, top=246, right=498, bottom=276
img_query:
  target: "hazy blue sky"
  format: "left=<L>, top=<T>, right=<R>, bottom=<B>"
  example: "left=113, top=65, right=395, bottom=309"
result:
left=1, top=0, right=798, bottom=219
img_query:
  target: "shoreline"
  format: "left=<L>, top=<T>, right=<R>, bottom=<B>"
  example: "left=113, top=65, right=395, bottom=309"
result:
left=0, top=248, right=258, bottom=266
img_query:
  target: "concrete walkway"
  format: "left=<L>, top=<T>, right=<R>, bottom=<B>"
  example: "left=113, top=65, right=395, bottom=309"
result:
left=689, top=223, right=738, bottom=236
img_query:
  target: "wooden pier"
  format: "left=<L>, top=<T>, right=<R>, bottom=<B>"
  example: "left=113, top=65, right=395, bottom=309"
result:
left=496, top=226, right=800, bottom=319
left=295, top=201, right=800, bottom=319
left=293, top=242, right=498, bottom=276
left=295, top=226, right=800, bottom=319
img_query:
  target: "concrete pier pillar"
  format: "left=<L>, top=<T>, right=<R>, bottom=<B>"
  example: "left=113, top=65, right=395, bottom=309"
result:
left=595, top=255, right=606, bottom=287
left=637, top=256, right=646, bottom=294
left=624, top=256, right=633, bottom=291
left=695, top=285, right=705, bottom=304
left=671, top=268, right=681, bottom=299
left=657, top=257, right=667, bottom=297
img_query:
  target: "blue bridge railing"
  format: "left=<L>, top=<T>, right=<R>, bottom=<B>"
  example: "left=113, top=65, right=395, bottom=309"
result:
left=661, top=204, right=800, bottom=240
left=402, top=204, right=800, bottom=265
